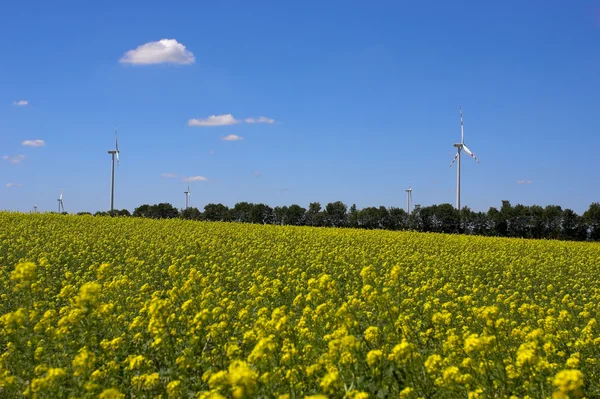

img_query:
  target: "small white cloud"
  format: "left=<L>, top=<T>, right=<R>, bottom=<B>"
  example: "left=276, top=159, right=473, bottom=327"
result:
left=188, top=114, right=240, bottom=127
left=2, top=155, right=25, bottom=164
left=160, top=173, right=177, bottom=178
left=253, top=171, right=261, bottom=177
left=12, top=100, right=28, bottom=106
left=183, top=176, right=208, bottom=182
left=221, top=134, right=243, bottom=141
left=517, top=180, right=533, bottom=185
left=5, top=183, right=20, bottom=188
left=120, top=39, right=195, bottom=65
left=22, top=139, right=45, bottom=147
left=245, top=116, right=275, bottom=124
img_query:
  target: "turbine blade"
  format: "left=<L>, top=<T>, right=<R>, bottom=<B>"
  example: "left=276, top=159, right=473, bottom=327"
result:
left=115, top=129, right=120, bottom=166
left=462, top=145, right=480, bottom=163
left=449, top=152, right=459, bottom=167
left=460, top=107, right=464, bottom=144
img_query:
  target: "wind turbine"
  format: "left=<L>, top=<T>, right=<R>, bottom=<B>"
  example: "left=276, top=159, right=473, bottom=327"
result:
left=57, top=189, right=65, bottom=213
left=107, top=127, right=120, bottom=213
left=184, top=182, right=190, bottom=210
left=405, top=186, right=412, bottom=216
left=449, top=107, right=479, bottom=210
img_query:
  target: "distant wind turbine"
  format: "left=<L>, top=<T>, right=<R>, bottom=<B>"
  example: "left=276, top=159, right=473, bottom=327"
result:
left=449, top=107, right=479, bottom=210
left=184, top=182, right=190, bottom=210
left=107, top=127, right=120, bottom=213
left=405, top=186, right=412, bottom=216
left=57, top=189, right=65, bottom=213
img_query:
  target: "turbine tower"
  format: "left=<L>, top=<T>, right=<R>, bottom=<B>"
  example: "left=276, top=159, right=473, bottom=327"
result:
left=449, top=107, right=479, bottom=210
left=405, top=186, right=412, bottom=216
left=107, top=127, right=120, bottom=213
left=184, top=182, right=190, bottom=210
left=57, top=189, right=64, bottom=213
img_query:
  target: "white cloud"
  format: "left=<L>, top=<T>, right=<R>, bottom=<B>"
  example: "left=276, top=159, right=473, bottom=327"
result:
left=517, top=180, right=533, bottom=185
left=160, top=173, right=177, bottom=178
left=5, top=183, right=20, bottom=188
left=12, top=100, right=28, bottom=106
left=2, top=155, right=25, bottom=164
left=183, top=176, right=208, bottom=182
left=221, top=134, right=243, bottom=141
left=120, top=39, right=195, bottom=65
left=188, top=114, right=240, bottom=127
left=22, top=139, right=45, bottom=147
left=245, top=116, right=275, bottom=124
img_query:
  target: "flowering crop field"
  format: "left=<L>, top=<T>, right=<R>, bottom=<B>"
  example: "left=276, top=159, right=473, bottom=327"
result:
left=1, top=213, right=600, bottom=399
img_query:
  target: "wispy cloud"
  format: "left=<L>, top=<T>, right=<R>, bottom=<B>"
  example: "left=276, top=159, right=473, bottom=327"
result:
left=22, top=139, right=45, bottom=148
left=517, top=180, right=533, bottom=185
left=252, top=171, right=261, bottom=178
left=245, top=116, right=275, bottom=124
left=12, top=100, right=28, bottom=106
left=188, top=114, right=240, bottom=127
left=183, top=176, right=208, bottom=182
left=160, top=173, right=177, bottom=178
left=120, top=39, right=195, bottom=65
left=5, top=183, right=21, bottom=188
left=2, top=155, right=25, bottom=164
left=221, top=134, right=243, bottom=141
left=209, top=149, right=215, bottom=155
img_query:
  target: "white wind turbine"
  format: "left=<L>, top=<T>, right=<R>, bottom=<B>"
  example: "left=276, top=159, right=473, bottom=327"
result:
left=57, top=189, right=65, bottom=213
left=184, top=182, right=190, bottom=210
left=405, top=186, right=412, bottom=216
left=449, top=107, right=479, bottom=210
left=107, top=127, right=120, bottom=213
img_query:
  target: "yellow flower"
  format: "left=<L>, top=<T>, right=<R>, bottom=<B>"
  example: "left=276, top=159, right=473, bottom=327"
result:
left=552, top=369, right=584, bottom=399
left=167, top=380, right=182, bottom=398
left=72, top=347, right=96, bottom=376
left=99, top=388, right=125, bottom=399
left=425, top=354, right=443, bottom=374
left=320, top=369, right=341, bottom=394
left=366, top=349, right=383, bottom=367
left=364, top=326, right=379, bottom=344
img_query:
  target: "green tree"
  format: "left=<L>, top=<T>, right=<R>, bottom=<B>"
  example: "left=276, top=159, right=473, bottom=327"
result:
left=305, top=202, right=324, bottom=227
left=230, top=202, right=253, bottom=223
left=287, top=204, right=306, bottom=226
left=181, top=207, right=202, bottom=220
left=561, top=209, right=587, bottom=241
left=388, top=207, right=407, bottom=230
left=583, top=202, right=600, bottom=240
left=347, top=204, right=359, bottom=228
left=133, top=204, right=151, bottom=218
left=203, top=203, right=229, bottom=221
left=325, top=201, right=348, bottom=228
left=274, top=206, right=288, bottom=225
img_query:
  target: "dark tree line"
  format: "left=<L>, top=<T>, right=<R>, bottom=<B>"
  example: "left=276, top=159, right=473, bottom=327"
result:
left=83, top=201, right=600, bottom=242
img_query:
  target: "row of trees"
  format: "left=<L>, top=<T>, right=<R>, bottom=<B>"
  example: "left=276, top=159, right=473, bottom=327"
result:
left=77, top=200, right=600, bottom=242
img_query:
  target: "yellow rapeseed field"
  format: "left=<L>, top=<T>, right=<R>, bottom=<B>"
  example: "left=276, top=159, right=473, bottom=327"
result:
left=1, top=212, right=599, bottom=398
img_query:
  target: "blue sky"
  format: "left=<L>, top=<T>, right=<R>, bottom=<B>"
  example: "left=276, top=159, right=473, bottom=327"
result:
left=2, top=0, right=599, bottom=214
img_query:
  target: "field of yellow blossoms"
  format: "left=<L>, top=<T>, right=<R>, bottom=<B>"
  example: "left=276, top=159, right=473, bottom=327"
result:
left=1, top=212, right=600, bottom=398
